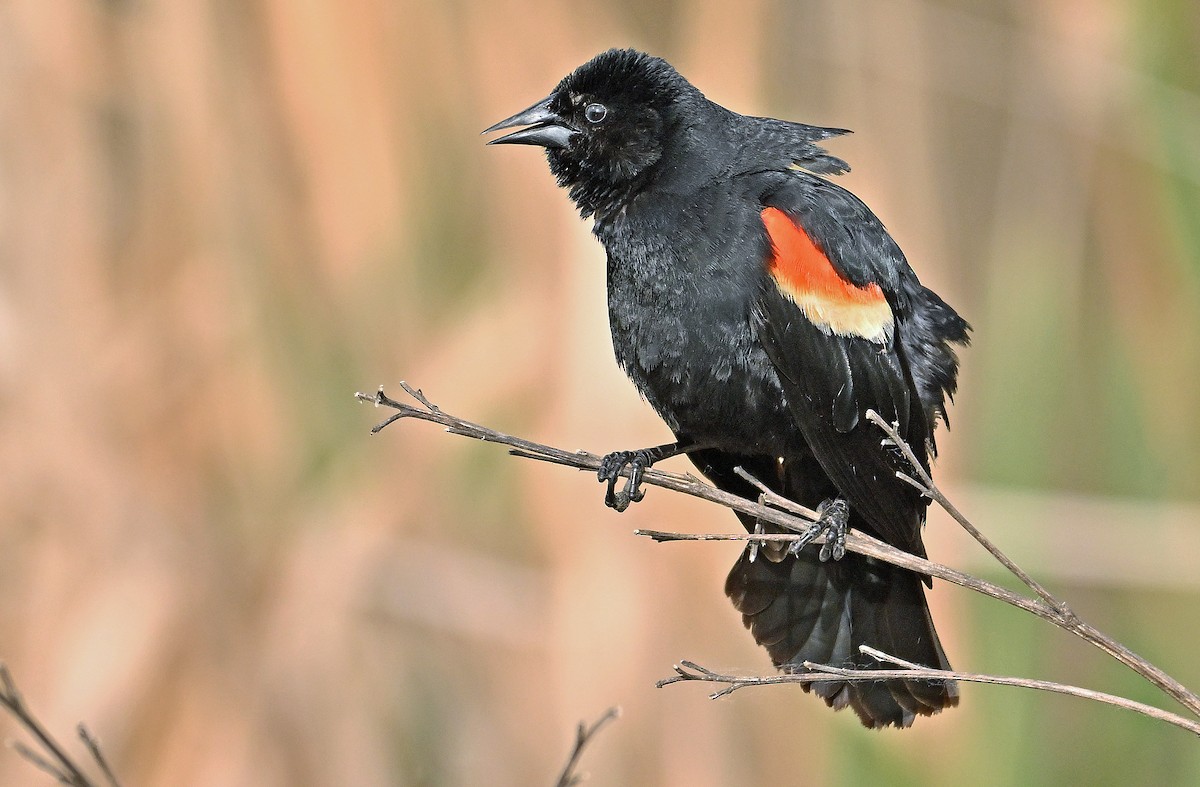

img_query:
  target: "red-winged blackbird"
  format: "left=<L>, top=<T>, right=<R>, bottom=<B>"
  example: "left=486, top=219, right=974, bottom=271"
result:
left=485, top=48, right=969, bottom=728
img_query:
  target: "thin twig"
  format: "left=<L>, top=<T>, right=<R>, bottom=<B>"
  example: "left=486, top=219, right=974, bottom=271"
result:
left=635, top=528, right=1056, bottom=619
left=865, top=410, right=1061, bottom=607
left=655, top=647, right=1200, bottom=737
left=554, top=706, right=621, bottom=787
left=77, top=726, right=121, bottom=787
left=864, top=410, right=1200, bottom=718
left=359, top=383, right=1200, bottom=731
left=0, top=663, right=97, bottom=786
left=7, top=740, right=74, bottom=785
left=354, top=385, right=819, bottom=531
left=732, top=466, right=820, bottom=521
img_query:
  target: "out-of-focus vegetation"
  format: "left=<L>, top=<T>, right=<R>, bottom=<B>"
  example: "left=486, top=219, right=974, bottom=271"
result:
left=0, top=0, right=1197, bottom=784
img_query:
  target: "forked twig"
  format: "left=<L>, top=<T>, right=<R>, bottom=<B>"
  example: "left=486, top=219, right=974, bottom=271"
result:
left=1, top=663, right=120, bottom=786
left=554, top=707, right=621, bottom=787
left=865, top=410, right=1060, bottom=608
left=655, top=647, right=1200, bottom=736
left=355, top=384, right=817, bottom=529
left=732, top=466, right=820, bottom=521
left=863, top=410, right=1200, bottom=720
left=358, top=383, right=1200, bottom=735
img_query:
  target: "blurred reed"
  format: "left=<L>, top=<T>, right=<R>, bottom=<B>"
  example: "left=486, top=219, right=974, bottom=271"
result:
left=0, top=0, right=1196, bottom=784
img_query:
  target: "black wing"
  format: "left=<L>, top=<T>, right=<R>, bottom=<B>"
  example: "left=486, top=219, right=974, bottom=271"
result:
left=754, top=174, right=942, bottom=553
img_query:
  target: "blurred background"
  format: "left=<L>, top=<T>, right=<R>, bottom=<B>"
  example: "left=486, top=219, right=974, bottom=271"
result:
left=1, top=0, right=1198, bottom=784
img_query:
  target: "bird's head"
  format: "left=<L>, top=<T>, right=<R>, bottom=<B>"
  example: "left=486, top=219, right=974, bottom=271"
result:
left=484, top=49, right=696, bottom=219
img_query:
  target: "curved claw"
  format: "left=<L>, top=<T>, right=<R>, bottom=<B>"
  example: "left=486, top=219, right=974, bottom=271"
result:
left=787, top=497, right=850, bottom=561
left=597, top=449, right=654, bottom=512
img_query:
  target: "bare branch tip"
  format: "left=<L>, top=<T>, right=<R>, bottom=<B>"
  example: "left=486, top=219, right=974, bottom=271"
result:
left=733, top=466, right=770, bottom=494
left=368, top=411, right=406, bottom=435
left=894, top=471, right=933, bottom=496
left=857, top=645, right=920, bottom=669
left=678, top=660, right=721, bottom=679
left=0, top=666, right=18, bottom=703
left=555, top=706, right=623, bottom=787
left=7, top=740, right=69, bottom=784
left=398, top=380, right=441, bottom=413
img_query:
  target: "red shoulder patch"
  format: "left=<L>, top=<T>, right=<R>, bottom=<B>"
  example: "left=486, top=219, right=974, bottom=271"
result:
left=762, top=207, right=892, bottom=343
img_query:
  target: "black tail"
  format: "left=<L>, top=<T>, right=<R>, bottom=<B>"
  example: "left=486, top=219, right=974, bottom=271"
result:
left=685, top=448, right=957, bottom=728
left=725, top=546, right=958, bottom=728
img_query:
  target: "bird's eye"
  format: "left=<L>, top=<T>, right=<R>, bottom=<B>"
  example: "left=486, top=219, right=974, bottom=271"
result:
left=584, top=103, right=608, bottom=124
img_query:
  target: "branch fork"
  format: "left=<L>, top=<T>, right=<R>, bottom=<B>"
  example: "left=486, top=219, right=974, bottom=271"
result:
left=1, top=663, right=122, bottom=786
left=359, top=382, right=1200, bottom=737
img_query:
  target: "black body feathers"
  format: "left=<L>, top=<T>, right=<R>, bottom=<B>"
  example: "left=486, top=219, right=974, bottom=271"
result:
left=487, top=48, right=970, bottom=728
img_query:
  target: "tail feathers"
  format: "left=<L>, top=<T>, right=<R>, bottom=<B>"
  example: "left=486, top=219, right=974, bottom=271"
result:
left=726, top=547, right=958, bottom=729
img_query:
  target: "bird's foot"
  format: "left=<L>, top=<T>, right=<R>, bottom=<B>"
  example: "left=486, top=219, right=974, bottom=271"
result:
left=597, top=449, right=655, bottom=512
left=816, top=499, right=849, bottom=561
left=787, top=498, right=850, bottom=561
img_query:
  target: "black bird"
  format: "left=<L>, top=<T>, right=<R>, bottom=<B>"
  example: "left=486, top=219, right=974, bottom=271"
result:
left=485, top=49, right=969, bottom=728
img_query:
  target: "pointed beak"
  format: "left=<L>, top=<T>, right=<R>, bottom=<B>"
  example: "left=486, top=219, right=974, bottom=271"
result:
left=483, top=95, right=578, bottom=149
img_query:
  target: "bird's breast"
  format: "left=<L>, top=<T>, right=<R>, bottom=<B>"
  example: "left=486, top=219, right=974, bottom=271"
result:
left=600, top=217, right=795, bottom=452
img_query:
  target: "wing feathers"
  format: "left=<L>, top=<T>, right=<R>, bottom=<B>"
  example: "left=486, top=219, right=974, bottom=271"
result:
left=762, top=207, right=894, bottom=344
left=756, top=285, right=927, bottom=551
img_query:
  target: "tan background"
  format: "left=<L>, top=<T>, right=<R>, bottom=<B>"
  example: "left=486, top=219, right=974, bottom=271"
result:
left=1, top=0, right=1199, bottom=784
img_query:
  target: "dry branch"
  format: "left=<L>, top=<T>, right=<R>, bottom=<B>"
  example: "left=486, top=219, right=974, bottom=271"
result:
left=0, top=663, right=121, bottom=786
left=357, top=382, right=1200, bottom=737
left=554, top=706, right=621, bottom=787
left=657, top=646, right=1200, bottom=736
